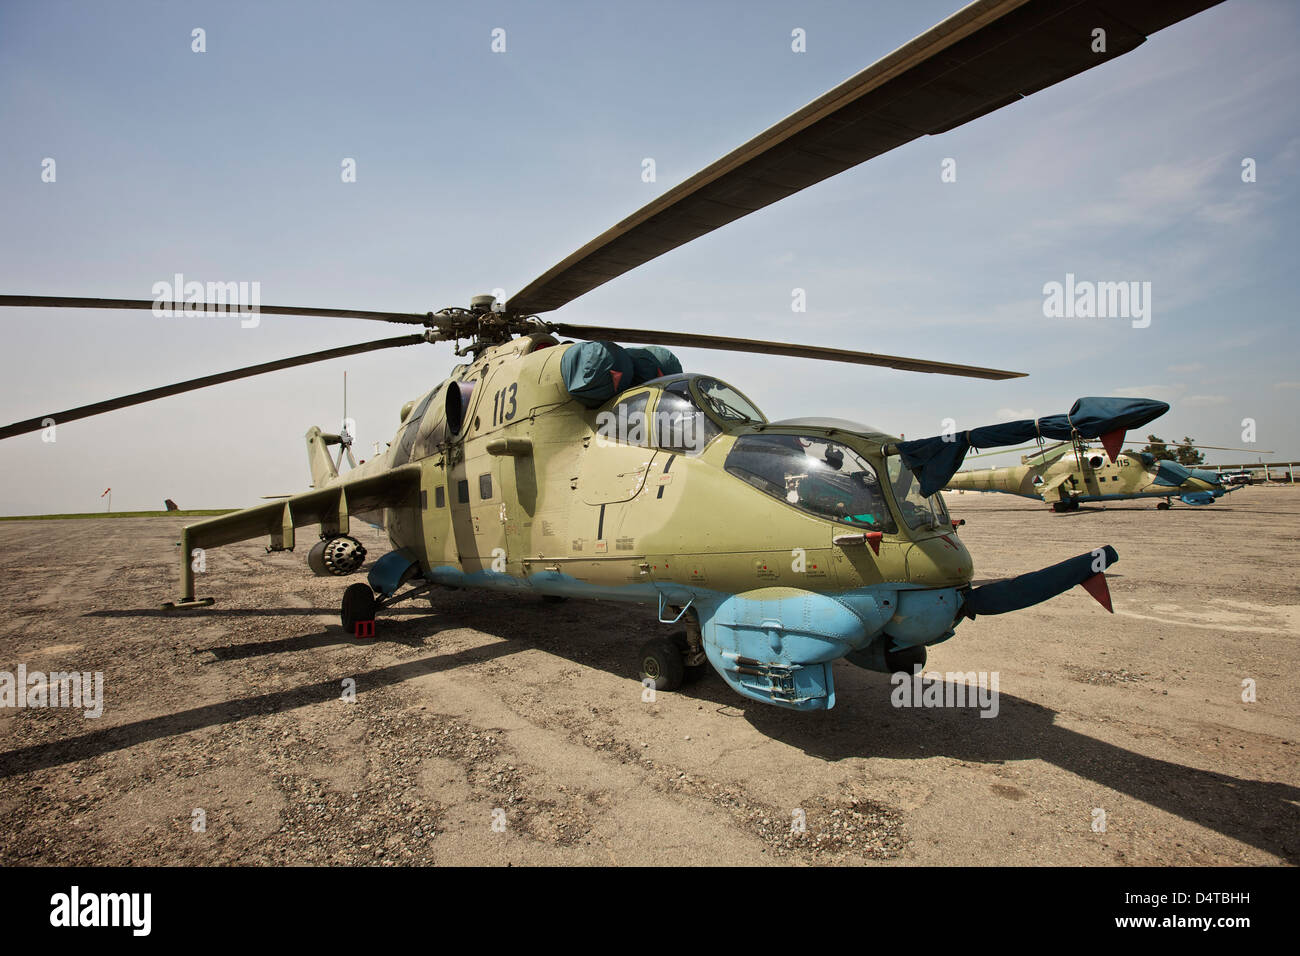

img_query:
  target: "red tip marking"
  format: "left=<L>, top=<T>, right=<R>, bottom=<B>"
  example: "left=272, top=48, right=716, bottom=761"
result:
left=610, top=369, right=624, bottom=390
left=1080, top=573, right=1113, bottom=613
left=1099, top=429, right=1125, bottom=463
left=865, top=532, right=883, bottom=556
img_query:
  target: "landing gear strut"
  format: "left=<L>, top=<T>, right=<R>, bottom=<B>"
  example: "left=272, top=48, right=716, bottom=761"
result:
left=638, top=610, right=710, bottom=693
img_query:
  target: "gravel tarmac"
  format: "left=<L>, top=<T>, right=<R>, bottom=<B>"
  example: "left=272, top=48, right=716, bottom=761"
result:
left=1, top=486, right=1295, bottom=866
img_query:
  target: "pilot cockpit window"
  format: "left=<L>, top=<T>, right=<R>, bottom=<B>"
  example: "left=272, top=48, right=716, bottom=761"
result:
left=724, top=434, right=895, bottom=531
left=654, top=381, right=721, bottom=455
left=596, top=391, right=650, bottom=447
left=693, top=377, right=765, bottom=425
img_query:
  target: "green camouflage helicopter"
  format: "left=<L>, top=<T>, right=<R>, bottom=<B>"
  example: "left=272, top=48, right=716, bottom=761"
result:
left=948, top=437, right=1269, bottom=510
left=0, top=0, right=1224, bottom=710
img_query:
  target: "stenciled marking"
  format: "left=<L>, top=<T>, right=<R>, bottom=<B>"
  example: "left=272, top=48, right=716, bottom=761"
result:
left=657, top=454, right=677, bottom=499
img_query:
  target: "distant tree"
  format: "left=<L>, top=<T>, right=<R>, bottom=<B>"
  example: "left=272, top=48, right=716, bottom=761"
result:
left=1173, top=436, right=1206, bottom=466
left=1129, top=434, right=1207, bottom=465
left=1136, top=434, right=1173, bottom=461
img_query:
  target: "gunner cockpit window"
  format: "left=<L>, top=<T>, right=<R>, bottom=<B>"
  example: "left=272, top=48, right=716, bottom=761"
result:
left=724, top=434, right=895, bottom=531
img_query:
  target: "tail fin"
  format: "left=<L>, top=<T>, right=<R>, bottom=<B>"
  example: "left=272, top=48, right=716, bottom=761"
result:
left=305, top=426, right=340, bottom=488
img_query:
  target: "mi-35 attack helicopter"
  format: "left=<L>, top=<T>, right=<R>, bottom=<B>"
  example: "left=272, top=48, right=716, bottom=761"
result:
left=948, top=438, right=1269, bottom=510
left=0, top=0, right=1225, bottom=710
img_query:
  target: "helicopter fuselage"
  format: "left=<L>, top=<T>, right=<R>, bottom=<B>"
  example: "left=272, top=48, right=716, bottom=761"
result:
left=947, top=449, right=1228, bottom=509
left=365, top=332, right=974, bottom=709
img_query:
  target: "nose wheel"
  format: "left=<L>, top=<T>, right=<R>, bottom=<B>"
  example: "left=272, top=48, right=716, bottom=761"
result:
left=341, top=582, right=377, bottom=636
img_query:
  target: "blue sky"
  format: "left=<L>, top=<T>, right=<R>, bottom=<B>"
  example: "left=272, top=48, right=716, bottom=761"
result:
left=1, top=0, right=1296, bottom=513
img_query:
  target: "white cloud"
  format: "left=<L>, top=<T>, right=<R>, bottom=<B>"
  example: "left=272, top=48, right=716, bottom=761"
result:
left=1112, top=384, right=1187, bottom=405
left=996, top=408, right=1037, bottom=421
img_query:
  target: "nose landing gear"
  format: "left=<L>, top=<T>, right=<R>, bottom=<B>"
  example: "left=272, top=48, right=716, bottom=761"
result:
left=340, top=583, right=377, bottom=636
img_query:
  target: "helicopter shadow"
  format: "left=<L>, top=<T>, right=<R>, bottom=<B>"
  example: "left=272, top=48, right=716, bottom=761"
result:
left=740, top=668, right=1300, bottom=863
left=7, top=595, right=1295, bottom=863
left=410, top=598, right=1300, bottom=863
left=85, top=606, right=431, bottom=619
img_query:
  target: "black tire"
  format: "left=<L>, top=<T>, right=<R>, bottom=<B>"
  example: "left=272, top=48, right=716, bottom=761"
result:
left=541, top=594, right=568, bottom=604
left=638, top=637, right=685, bottom=693
left=1157, top=501, right=1171, bottom=510
left=1052, top=501, right=1069, bottom=513
left=341, top=582, right=377, bottom=633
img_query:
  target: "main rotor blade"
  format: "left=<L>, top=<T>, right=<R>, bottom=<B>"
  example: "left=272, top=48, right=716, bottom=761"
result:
left=507, top=0, right=1224, bottom=315
left=966, top=441, right=1070, bottom=460
left=1171, top=443, right=1275, bottom=454
left=0, top=295, right=429, bottom=325
left=545, top=322, right=1024, bottom=380
left=0, top=334, right=427, bottom=441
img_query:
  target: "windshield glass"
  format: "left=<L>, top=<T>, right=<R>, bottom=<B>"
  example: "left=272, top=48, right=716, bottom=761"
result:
left=724, top=434, right=895, bottom=531
left=654, top=382, right=720, bottom=455
left=692, top=377, right=765, bottom=424
left=886, top=457, right=951, bottom=532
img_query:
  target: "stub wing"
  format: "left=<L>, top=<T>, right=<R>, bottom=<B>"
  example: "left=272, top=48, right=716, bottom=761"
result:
left=1033, top=472, right=1071, bottom=501
left=168, top=463, right=422, bottom=606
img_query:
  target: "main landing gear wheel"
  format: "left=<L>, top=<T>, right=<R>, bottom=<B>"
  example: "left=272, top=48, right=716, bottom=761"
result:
left=341, top=583, right=377, bottom=635
left=638, top=636, right=685, bottom=692
left=1157, top=501, right=1171, bottom=510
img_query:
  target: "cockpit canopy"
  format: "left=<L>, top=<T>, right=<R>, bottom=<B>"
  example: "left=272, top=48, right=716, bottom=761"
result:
left=723, top=431, right=950, bottom=534
left=599, top=373, right=766, bottom=455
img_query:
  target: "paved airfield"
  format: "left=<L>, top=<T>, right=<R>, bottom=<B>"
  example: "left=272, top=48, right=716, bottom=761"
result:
left=1, top=487, right=1296, bottom=866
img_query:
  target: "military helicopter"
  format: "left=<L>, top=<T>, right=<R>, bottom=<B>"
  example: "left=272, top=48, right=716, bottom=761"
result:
left=0, top=0, right=1225, bottom=710
left=948, top=437, right=1270, bottom=510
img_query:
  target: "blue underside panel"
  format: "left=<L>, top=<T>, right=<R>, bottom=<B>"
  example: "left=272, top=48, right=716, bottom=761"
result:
left=1072, top=489, right=1224, bottom=503
left=402, top=563, right=968, bottom=711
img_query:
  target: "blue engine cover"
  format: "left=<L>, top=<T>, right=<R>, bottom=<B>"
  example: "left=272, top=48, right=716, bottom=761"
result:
left=1180, top=491, right=1216, bottom=506
left=367, top=549, right=421, bottom=596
